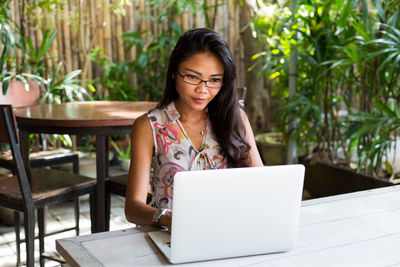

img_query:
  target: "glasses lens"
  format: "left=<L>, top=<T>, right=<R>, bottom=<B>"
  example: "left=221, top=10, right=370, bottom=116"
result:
left=206, top=81, right=223, bottom=89
left=183, top=75, right=201, bottom=85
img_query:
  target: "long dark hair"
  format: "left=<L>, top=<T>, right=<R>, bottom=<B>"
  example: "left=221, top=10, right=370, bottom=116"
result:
left=158, top=28, right=250, bottom=167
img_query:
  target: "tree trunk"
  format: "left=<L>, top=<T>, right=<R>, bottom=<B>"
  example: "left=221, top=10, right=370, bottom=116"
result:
left=239, top=1, right=271, bottom=134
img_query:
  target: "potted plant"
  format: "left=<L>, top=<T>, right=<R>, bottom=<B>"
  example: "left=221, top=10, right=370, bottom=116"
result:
left=251, top=0, right=399, bottom=198
left=255, top=132, right=286, bottom=165
left=111, top=140, right=131, bottom=171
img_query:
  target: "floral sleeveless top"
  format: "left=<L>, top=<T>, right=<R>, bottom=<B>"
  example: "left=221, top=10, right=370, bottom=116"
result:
left=147, top=101, right=227, bottom=209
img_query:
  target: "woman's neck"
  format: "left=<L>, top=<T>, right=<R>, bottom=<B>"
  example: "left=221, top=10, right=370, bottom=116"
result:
left=174, top=100, right=207, bottom=123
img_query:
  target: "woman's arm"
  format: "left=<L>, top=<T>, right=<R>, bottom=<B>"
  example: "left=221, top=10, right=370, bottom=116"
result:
left=124, top=114, right=172, bottom=229
left=240, top=109, right=264, bottom=167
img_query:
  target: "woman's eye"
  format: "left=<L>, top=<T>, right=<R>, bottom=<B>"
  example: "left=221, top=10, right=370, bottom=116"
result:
left=187, top=75, right=198, bottom=80
left=210, top=78, right=222, bottom=83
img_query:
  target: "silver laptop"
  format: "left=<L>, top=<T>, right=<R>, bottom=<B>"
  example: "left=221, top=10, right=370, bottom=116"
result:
left=147, top=164, right=305, bottom=264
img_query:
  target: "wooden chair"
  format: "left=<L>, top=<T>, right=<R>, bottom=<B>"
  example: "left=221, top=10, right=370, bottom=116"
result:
left=0, top=81, right=82, bottom=265
left=0, top=105, right=96, bottom=267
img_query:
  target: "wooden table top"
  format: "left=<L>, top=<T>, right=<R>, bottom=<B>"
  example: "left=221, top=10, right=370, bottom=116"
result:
left=56, top=185, right=400, bottom=266
left=14, top=101, right=157, bottom=128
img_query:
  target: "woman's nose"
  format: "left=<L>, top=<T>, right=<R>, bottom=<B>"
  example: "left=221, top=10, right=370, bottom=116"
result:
left=196, top=81, right=209, bottom=93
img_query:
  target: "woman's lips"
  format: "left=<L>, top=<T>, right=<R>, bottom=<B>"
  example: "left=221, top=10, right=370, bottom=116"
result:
left=193, top=98, right=206, bottom=104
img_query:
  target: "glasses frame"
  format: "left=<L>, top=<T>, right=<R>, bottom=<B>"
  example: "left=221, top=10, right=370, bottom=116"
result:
left=176, top=72, right=223, bottom=89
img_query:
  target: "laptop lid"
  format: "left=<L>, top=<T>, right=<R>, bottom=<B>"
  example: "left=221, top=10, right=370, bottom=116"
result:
left=150, top=164, right=305, bottom=264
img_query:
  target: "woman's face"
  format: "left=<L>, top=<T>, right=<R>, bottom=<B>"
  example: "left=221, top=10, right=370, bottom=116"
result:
left=174, top=52, right=224, bottom=112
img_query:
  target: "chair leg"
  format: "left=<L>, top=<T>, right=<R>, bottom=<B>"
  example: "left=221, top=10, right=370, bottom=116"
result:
left=105, top=189, right=111, bottom=231
left=24, top=209, right=35, bottom=267
left=14, top=211, right=21, bottom=266
left=38, top=207, right=45, bottom=267
left=74, top=197, right=80, bottom=236
left=72, top=156, right=79, bottom=174
left=89, top=193, right=96, bottom=233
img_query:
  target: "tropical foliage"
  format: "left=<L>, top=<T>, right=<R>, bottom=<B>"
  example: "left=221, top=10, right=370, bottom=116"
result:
left=251, top=0, right=400, bottom=180
left=0, top=2, right=92, bottom=104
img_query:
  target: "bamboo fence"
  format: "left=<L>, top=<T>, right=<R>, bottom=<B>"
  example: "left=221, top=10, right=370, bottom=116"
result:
left=8, top=0, right=246, bottom=99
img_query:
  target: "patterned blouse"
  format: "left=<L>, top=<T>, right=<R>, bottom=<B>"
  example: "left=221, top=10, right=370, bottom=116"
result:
left=147, top=101, right=227, bottom=209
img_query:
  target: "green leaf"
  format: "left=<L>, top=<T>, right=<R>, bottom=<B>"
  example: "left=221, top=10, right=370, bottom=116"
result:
left=251, top=52, right=267, bottom=60
left=26, top=36, right=37, bottom=59
left=338, top=0, right=358, bottom=27
left=37, top=29, right=57, bottom=60
left=371, top=0, right=385, bottom=22
left=374, top=99, right=397, bottom=117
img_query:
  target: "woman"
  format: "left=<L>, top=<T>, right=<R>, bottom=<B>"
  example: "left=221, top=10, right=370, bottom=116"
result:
left=125, top=28, right=263, bottom=230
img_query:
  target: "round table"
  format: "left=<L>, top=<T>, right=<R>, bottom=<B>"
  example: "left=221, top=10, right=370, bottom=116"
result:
left=15, top=101, right=157, bottom=232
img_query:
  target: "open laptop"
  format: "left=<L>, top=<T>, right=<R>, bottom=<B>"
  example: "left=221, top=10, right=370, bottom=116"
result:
left=147, top=164, right=305, bottom=264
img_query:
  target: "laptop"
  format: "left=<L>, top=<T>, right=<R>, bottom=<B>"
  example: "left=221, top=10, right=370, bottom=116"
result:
left=147, top=164, right=305, bottom=264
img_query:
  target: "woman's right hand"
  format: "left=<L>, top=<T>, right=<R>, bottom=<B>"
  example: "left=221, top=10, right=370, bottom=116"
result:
left=159, top=210, right=173, bottom=232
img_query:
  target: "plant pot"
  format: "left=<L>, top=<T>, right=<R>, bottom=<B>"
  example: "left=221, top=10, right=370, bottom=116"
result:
left=301, top=159, right=393, bottom=199
left=121, top=159, right=131, bottom=171
left=255, top=132, right=286, bottom=165
left=0, top=80, right=40, bottom=107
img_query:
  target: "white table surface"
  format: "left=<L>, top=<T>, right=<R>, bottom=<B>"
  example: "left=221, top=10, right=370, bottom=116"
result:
left=56, top=185, right=400, bottom=266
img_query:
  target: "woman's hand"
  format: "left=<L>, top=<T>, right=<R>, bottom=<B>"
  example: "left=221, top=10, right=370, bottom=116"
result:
left=159, top=210, right=173, bottom=232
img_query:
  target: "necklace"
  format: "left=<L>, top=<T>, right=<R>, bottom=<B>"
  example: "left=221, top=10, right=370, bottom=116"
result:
left=178, top=112, right=207, bottom=135
left=183, top=121, right=206, bottom=135
left=174, top=102, right=207, bottom=135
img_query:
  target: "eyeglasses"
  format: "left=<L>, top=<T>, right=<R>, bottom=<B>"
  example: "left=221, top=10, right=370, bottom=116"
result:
left=176, top=72, right=223, bottom=89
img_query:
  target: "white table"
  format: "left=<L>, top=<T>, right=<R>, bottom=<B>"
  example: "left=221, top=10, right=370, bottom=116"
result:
left=56, top=185, right=400, bottom=266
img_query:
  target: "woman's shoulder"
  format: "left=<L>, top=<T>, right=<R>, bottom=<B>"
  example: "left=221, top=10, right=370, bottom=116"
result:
left=132, top=114, right=152, bottom=133
left=239, top=108, right=249, bottom=122
left=147, top=102, right=178, bottom=126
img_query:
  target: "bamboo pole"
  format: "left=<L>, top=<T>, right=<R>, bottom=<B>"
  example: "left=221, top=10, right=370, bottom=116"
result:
left=111, top=13, right=116, bottom=61
left=84, top=0, right=92, bottom=81
left=95, top=0, right=104, bottom=97
left=227, top=0, right=235, bottom=50
left=182, top=11, right=189, bottom=32
left=77, top=0, right=85, bottom=85
left=115, top=13, right=124, bottom=62
left=103, top=0, right=112, bottom=62
left=139, top=0, right=145, bottom=32
left=153, top=8, right=158, bottom=35
left=55, top=6, right=64, bottom=68
left=110, top=12, right=115, bottom=61
left=130, top=0, right=137, bottom=89
left=27, top=3, right=37, bottom=65
left=70, top=1, right=79, bottom=71
left=49, top=7, right=59, bottom=71
left=194, top=0, right=205, bottom=28
left=77, top=0, right=84, bottom=68
left=12, top=0, right=21, bottom=66
left=235, top=3, right=243, bottom=87
left=88, top=0, right=98, bottom=82
left=215, top=2, right=227, bottom=36
left=95, top=0, right=104, bottom=48
left=63, top=2, right=73, bottom=73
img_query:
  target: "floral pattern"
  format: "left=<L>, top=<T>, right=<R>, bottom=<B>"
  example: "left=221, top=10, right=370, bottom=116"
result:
left=147, top=102, right=227, bottom=209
